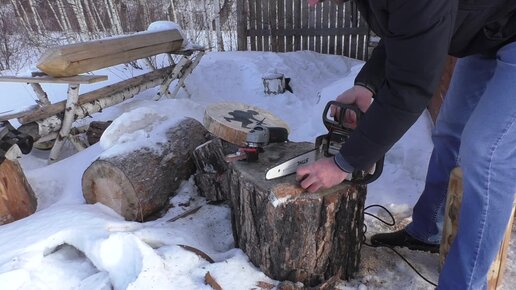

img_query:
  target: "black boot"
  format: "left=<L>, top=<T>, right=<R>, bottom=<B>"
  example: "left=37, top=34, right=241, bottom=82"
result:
left=370, top=229, right=440, bottom=253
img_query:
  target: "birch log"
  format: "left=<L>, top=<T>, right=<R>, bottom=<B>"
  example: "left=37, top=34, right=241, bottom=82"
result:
left=228, top=142, right=366, bottom=286
left=82, top=118, right=210, bottom=221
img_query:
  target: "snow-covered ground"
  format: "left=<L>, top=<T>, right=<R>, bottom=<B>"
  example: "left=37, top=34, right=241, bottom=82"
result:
left=0, top=49, right=514, bottom=289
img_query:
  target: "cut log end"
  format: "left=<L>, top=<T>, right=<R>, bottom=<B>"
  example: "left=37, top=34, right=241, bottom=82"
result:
left=82, top=160, right=139, bottom=219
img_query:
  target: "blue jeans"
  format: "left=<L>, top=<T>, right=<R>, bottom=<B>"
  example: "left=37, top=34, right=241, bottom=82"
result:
left=405, top=41, right=516, bottom=289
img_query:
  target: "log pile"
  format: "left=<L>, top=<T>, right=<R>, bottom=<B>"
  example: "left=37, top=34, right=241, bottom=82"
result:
left=82, top=118, right=210, bottom=221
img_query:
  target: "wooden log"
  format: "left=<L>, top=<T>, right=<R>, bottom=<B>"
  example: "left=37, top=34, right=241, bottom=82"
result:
left=193, top=138, right=237, bottom=201
left=37, top=29, right=184, bottom=77
left=0, top=159, right=37, bottom=225
left=428, top=56, right=457, bottom=123
left=18, top=65, right=175, bottom=125
left=227, top=141, right=366, bottom=286
left=81, top=118, right=210, bottom=221
left=203, top=102, right=290, bottom=146
left=439, top=167, right=515, bottom=290
left=86, top=121, right=112, bottom=145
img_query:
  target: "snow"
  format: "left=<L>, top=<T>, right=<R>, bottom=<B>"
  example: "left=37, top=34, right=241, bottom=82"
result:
left=0, top=49, right=514, bottom=290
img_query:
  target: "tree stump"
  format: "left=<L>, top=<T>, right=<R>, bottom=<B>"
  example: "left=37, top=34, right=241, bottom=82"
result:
left=81, top=118, right=210, bottom=221
left=227, top=141, right=367, bottom=286
left=440, top=167, right=515, bottom=290
left=0, top=159, right=37, bottom=225
left=193, top=138, right=236, bottom=202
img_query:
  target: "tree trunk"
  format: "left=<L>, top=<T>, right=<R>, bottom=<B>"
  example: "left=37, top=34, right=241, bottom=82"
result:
left=82, top=118, right=210, bottom=221
left=0, top=159, right=37, bottom=225
left=227, top=141, right=366, bottom=286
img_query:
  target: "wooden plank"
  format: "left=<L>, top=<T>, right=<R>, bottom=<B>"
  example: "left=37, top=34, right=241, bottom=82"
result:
left=314, top=2, right=322, bottom=52
left=350, top=2, right=358, bottom=59
left=18, top=66, right=175, bottom=124
left=285, top=0, right=293, bottom=51
left=336, top=2, right=344, bottom=55
left=0, top=75, right=108, bottom=84
left=343, top=2, right=351, bottom=57
left=236, top=0, right=247, bottom=50
left=329, top=1, right=337, bottom=55
left=255, top=0, right=263, bottom=51
left=269, top=0, right=277, bottom=51
left=249, top=0, right=257, bottom=51
left=321, top=1, right=330, bottom=54
left=277, top=0, right=285, bottom=52
left=294, top=0, right=301, bottom=51
left=262, top=0, right=270, bottom=51
left=301, top=0, right=309, bottom=50
left=37, top=29, right=183, bottom=77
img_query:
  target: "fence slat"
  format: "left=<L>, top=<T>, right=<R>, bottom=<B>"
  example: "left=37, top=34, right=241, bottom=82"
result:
left=294, top=0, right=301, bottom=51
left=262, top=0, right=270, bottom=51
left=336, top=2, right=344, bottom=55
left=277, top=0, right=285, bottom=52
left=285, top=0, right=293, bottom=52
left=269, top=0, right=277, bottom=51
left=301, top=0, right=309, bottom=50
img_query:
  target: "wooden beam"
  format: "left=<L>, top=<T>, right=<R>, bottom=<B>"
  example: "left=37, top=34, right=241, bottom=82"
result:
left=0, top=75, right=108, bottom=84
left=18, top=65, right=174, bottom=124
left=37, top=29, right=184, bottom=77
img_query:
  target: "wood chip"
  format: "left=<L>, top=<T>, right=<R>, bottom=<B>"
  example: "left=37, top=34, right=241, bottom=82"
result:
left=166, top=205, right=202, bottom=222
left=178, top=244, right=214, bottom=263
left=256, top=281, right=275, bottom=289
left=204, top=271, right=222, bottom=290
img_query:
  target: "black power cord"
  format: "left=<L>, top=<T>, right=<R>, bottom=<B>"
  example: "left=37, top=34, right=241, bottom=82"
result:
left=362, top=204, right=438, bottom=287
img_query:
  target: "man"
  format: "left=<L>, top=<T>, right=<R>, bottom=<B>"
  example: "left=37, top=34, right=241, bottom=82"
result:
left=299, top=0, right=516, bottom=289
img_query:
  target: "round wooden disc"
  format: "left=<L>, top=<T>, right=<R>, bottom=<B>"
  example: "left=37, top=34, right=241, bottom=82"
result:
left=203, top=102, right=290, bottom=146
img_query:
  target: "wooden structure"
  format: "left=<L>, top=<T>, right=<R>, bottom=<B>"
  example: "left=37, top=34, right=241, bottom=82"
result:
left=37, top=29, right=184, bottom=77
left=0, top=28, right=204, bottom=162
left=203, top=102, right=290, bottom=146
left=195, top=139, right=366, bottom=286
left=236, top=0, right=370, bottom=60
left=0, top=159, right=37, bottom=225
left=82, top=118, right=209, bottom=221
left=440, top=167, right=515, bottom=290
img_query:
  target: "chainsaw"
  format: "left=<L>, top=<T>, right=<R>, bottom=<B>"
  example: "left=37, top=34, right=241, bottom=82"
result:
left=265, top=101, right=384, bottom=185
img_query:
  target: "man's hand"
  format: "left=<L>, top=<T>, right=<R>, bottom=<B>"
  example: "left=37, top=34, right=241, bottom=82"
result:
left=331, top=85, right=373, bottom=128
left=296, top=157, right=349, bottom=192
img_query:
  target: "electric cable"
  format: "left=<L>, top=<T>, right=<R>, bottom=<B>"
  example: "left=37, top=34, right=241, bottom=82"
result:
left=362, top=204, right=438, bottom=287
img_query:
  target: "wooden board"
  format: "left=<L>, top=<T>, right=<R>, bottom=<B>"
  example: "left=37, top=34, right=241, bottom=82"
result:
left=203, top=102, right=290, bottom=146
left=37, top=29, right=184, bottom=77
left=440, top=167, right=514, bottom=290
left=0, top=75, right=108, bottom=84
left=0, top=159, right=37, bottom=225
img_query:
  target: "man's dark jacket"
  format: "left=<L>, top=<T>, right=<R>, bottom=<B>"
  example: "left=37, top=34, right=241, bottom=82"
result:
left=339, top=0, right=516, bottom=170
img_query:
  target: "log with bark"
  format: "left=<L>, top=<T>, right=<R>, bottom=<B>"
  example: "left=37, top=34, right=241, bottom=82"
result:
left=81, top=118, right=210, bottom=221
left=192, top=138, right=237, bottom=202
left=227, top=141, right=367, bottom=286
left=0, top=159, right=37, bottom=225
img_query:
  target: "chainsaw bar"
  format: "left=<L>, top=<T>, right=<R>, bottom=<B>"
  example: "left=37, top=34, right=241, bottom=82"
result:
left=265, top=149, right=318, bottom=180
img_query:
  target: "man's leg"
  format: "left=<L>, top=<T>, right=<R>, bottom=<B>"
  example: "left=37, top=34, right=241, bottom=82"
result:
left=406, top=54, right=497, bottom=244
left=438, top=41, right=516, bottom=289
left=371, top=54, right=497, bottom=250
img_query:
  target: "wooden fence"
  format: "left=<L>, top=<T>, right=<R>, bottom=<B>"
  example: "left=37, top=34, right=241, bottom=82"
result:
left=236, top=0, right=370, bottom=60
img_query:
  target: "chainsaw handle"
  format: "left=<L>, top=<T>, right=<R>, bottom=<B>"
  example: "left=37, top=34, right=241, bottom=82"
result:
left=323, top=101, right=363, bottom=130
left=346, top=156, right=384, bottom=185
